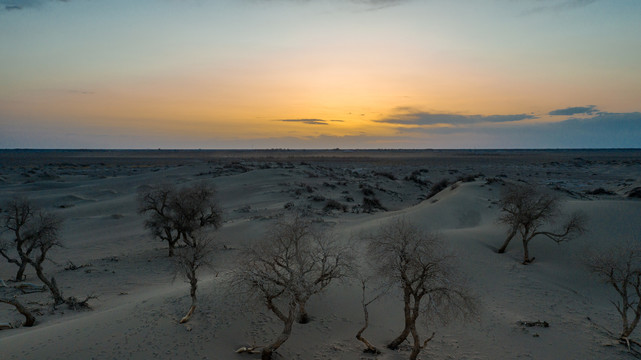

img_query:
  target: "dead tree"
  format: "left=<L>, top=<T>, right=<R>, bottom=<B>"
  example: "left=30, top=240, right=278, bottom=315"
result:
left=171, top=182, right=222, bottom=248
left=1, top=199, right=65, bottom=305
left=232, top=216, right=351, bottom=360
left=26, top=212, right=65, bottom=305
left=138, top=184, right=181, bottom=256
left=355, top=277, right=385, bottom=354
left=138, top=182, right=222, bottom=256
left=586, top=241, right=641, bottom=340
left=1, top=198, right=38, bottom=281
left=368, top=218, right=476, bottom=360
left=175, top=231, right=215, bottom=324
left=497, top=183, right=586, bottom=264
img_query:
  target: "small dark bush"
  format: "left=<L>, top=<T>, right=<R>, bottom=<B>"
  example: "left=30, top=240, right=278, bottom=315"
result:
left=427, top=179, right=449, bottom=199
left=405, top=170, right=430, bottom=186
left=585, top=188, right=615, bottom=196
left=375, top=172, right=397, bottom=181
left=324, top=199, right=347, bottom=212
left=310, top=195, right=326, bottom=202
left=362, top=188, right=375, bottom=197
left=628, top=187, right=641, bottom=199
left=323, top=182, right=337, bottom=189
left=362, top=197, right=386, bottom=213
left=457, top=173, right=483, bottom=183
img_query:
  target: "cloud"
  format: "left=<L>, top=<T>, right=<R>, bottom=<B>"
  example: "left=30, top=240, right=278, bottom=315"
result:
left=522, top=0, right=600, bottom=15
left=549, top=105, right=598, bottom=116
left=394, top=110, right=641, bottom=148
left=376, top=109, right=537, bottom=126
left=278, top=119, right=345, bottom=125
left=1, top=0, right=68, bottom=11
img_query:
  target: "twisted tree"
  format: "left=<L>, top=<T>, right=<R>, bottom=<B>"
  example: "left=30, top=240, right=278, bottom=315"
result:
left=586, top=241, right=641, bottom=340
left=138, top=184, right=180, bottom=256
left=368, top=218, right=476, bottom=360
left=498, top=183, right=586, bottom=264
left=138, top=182, right=222, bottom=256
left=175, top=230, right=215, bottom=324
left=232, top=216, right=351, bottom=360
left=0, top=198, right=65, bottom=305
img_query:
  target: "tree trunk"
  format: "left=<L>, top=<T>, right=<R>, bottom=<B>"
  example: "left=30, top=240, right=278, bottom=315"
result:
left=356, top=297, right=380, bottom=353
left=15, top=262, right=27, bottom=282
left=409, top=320, right=421, bottom=360
left=34, top=267, right=64, bottom=305
left=522, top=237, right=531, bottom=264
left=262, top=310, right=295, bottom=360
left=498, top=226, right=517, bottom=253
left=0, top=297, right=36, bottom=327
left=625, top=303, right=641, bottom=339
left=388, top=288, right=412, bottom=349
left=167, top=243, right=174, bottom=257
left=297, top=299, right=310, bottom=324
left=180, top=273, right=198, bottom=324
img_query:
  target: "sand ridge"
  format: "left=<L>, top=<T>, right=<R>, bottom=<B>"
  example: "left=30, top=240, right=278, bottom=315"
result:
left=1, top=149, right=640, bottom=359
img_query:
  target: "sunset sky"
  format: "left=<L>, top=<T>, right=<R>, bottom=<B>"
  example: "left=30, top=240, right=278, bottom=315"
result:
left=1, top=0, right=640, bottom=149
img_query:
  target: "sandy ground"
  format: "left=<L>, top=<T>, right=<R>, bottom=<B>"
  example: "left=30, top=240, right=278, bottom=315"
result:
left=1, top=149, right=640, bottom=359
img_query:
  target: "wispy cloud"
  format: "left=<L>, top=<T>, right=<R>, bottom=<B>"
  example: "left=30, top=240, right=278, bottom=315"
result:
left=277, top=118, right=345, bottom=125
left=549, top=105, right=598, bottom=116
left=376, top=108, right=537, bottom=126
left=521, top=0, right=600, bottom=15
left=1, top=0, right=69, bottom=11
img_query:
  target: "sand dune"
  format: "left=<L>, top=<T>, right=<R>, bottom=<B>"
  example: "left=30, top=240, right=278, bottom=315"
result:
left=1, top=150, right=640, bottom=359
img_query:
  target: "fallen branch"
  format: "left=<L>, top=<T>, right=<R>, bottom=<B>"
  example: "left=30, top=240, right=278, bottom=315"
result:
left=235, top=345, right=263, bottom=354
left=64, top=260, right=92, bottom=271
left=65, top=295, right=97, bottom=310
left=14, top=283, right=46, bottom=294
left=518, top=320, right=549, bottom=328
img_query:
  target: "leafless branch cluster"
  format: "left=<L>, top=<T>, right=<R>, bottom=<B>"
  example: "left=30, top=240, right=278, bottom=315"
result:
left=175, top=230, right=216, bottom=324
left=1, top=198, right=65, bottom=305
left=367, top=218, right=477, bottom=360
left=138, top=182, right=222, bottom=256
left=497, top=183, right=586, bottom=264
left=139, top=182, right=223, bottom=323
left=231, top=216, right=352, bottom=360
left=586, top=241, right=641, bottom=340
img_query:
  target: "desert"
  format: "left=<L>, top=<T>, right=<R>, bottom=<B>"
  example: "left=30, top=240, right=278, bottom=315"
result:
left=1, top=149, right=640, bottom=359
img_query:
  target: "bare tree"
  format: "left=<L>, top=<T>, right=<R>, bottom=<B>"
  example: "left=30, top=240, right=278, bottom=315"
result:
left=232, top=216, right=351, bottom=360
left=355, top=276, right=386, bottom=354
left=138, top=184, right=181, bottom=257
left=0, top=199, right=65, bottom=305
left=171, top=182, right=222, bottom=248
left=138, top=182, right=222, bottom=256
left=175, top=230, right=216, bottom=324
left=26, top=211, right=65, bottom=305
left=368, top=218, right=476, bottom=360
left=497, top=183, right=586, bottom=264
left=586, top=241, right=641, bottom=340
left=1, top=198, right=39, bottom=281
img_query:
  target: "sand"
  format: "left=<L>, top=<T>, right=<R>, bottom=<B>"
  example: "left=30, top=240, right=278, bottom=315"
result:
left=1, top=149, right=640, bottom=359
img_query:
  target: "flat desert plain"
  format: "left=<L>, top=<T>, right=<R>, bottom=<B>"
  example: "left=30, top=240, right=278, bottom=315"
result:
left=1, top=149, right=641, bottom=359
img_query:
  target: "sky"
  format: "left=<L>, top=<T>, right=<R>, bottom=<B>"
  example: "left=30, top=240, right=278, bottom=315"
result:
left=0, top=0, right=640, bottom=149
